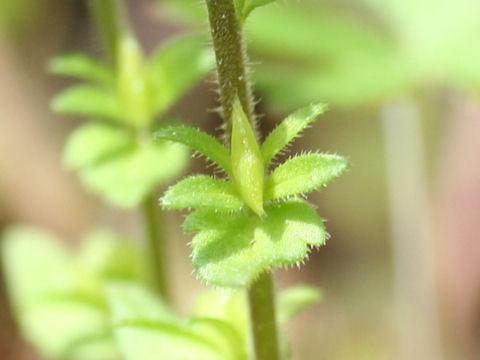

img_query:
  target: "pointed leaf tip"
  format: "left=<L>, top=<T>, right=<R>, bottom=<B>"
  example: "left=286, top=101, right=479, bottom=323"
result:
left=237, top=0, right=277, bottom=21
left=261, top=103, right=328, bottom=169
left=155, top=125, right=232, bottom=175
left=278, top=285, right=323, bottom=326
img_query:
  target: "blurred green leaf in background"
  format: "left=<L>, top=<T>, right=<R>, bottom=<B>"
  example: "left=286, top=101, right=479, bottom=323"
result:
left=1, top=226, right=147, bottom=360
left=51, top=34, right=215, bottom=208
left=160, top=0, right=480, bottom=111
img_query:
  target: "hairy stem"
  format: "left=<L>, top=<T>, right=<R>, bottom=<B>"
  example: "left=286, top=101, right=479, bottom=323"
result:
left=205, top=0, right=255, bottom=135
left=142, top=194, right=171, bottom=302
left=248, top=272, right=280, bottom=360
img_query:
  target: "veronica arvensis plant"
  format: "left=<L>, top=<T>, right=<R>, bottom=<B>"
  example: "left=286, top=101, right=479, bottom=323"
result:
left=157, top=0, right=349, bottom=358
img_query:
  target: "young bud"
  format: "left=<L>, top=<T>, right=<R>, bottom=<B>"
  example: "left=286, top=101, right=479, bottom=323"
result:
left=117, top=33, right=151, bottom=128
left=231, top=100, right=264, bottom=216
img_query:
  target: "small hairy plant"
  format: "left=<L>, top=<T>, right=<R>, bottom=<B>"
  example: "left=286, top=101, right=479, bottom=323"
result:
left=156, top=0, right=350, bottom=358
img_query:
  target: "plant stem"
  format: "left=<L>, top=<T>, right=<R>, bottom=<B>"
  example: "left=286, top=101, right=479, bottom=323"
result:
left=205, top=0, right=255, bottom=135
left=142, top=193, right=171, bottom=303
left=248, top=272, right=280, bottom=360
left=88, top=0, right=120, bottom=64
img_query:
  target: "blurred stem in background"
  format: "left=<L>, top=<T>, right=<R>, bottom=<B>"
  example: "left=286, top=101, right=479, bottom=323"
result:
left=88, top=0, right=172, bottom=302
left=143, top=193, right=170, bottom=301
left=88, top=0, right=121, bottom=65
left=381, top=98, right=443, bottom=360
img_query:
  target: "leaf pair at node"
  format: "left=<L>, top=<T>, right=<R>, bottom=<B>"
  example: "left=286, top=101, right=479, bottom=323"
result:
left=156, top=102, right=349, bottom=287
left=51, top=34, right=215, bottom=207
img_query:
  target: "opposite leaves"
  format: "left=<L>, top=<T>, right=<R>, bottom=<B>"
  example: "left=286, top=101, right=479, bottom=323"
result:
left=157, top=103, right=348, bottom=287
left=51, top=34, right=215, bottom=208
left=51, top=34, right=215, bottom=127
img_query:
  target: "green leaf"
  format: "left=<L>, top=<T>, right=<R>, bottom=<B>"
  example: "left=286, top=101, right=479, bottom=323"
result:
left=162, top=1, right=410, bottom=110
left=261, top=103, right=327, bottom=169
left=234, top=0, right=246, bottom=16
left=78, top=140, right=189, bottom=208
left=73, top=230, right=148, bottom=312
left=148, top=34, right=215, bottom=114
left=162, top=175, right=243, bottom=212
left=183, top=209, right=229, bottom=233
left=1, top=226, right=119, bottom=360
left=62, top=334, right=117, bottom=360
left=278, top=285, right=322, bottom=326
left=264, top=153, right=349, bottom=201
left=21, top=298, right=112, bottom=359
left=231, top=100, right=264, bottom=216
left=193, top=290, right=249, bottom=360
left=190, top=199, right=326, bottom=287
left=52, top=84, right=124, bottom=122
left=63, top=122, right=133, bottom=170
left=155, top=125, right=232, bottom=175
left=247, top=5, right=408, bottom=110
left=48, top=53, right=114, bottom=85
left=77, top=229, right=145, bottom=283
left=107, top=282, right=176, bottom=324
left=189, top=317, right=248, bottom=360
left=242, top=0, right=277, bottom=20
left=115, top=319, right=225, bottom=360
left=107, top=283, right=236, bottom=360
left=193, top=290, right=248, bottom=342
left=1, top=226, right=74, bottom=308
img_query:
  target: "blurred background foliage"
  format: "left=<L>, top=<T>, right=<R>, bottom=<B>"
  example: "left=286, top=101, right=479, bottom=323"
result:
left=0, top=0, right=479, bottom=359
